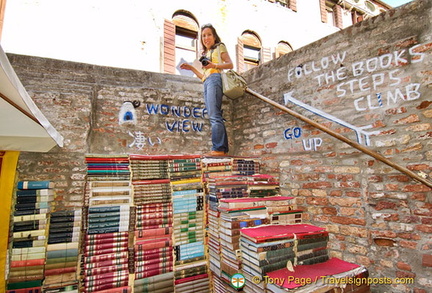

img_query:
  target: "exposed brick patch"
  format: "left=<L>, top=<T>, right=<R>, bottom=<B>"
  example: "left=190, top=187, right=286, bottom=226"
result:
left=265, top=142, right=278, bottom=148
left=302, top=182, right=332, bottom=189
left=322, top=207, right=337, bottom=215
left=422, top=254, right=432, bottom=267
left=373, top=238, right=396, bottom=247
left=396, top=261, right=412, bottom=271
left=331, top=216, right=366, bottom=226
left=399, top=240, right=418, bottom=249
left=374, top=201, right=398, bottom=211
left=396, top=270, right=416, bottom=279
left=394, top=114, right=420, bottom=124
left=415, top=225, right=432, bottom=233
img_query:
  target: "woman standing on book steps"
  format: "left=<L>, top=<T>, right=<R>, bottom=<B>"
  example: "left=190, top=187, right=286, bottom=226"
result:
left=180, top=23, right=233, bottom=157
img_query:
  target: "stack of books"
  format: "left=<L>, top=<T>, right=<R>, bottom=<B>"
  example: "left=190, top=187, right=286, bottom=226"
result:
left=130, top=155, right=174, bottom=292
left=85, top=154, right=131, bottom=181
left=83, top=206, right=131, bottom=292
left=201, top=157, right=232, bottom=183
left=265, top=258, right=369, bottom=293
left=207, top=175, right=249, bottom=211
left=83, top=155, right=132, bottom=292
left=169, top=155, right=209, bottom=292
left=174, top=259, right=209, bottom=293
left=130, top=155, right=169, bottom=180
left=44, top=209, right=81, bottom=292
left=212, top=196, right=294, bottom=292
left=204, top=172, right=254, bottom=292
left=240, top=224, right=329, bottom=292
left=133, top=188, right=174, bottom=290
left=217, top=203, right=268, bottom=291
left=7, top=180, right=54, bottom=293
left=247, top=174, right=280, bottom=197
left=133, top=178, right=172, bottom=205
left=87, top=181, right=133, bottom=207
left=168, top=155, right=202, bottom=181
left=232, top=158, right=260, bottom=175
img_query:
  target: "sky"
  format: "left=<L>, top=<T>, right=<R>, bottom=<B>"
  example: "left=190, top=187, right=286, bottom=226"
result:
left=383, top=0, right=413, bottom=7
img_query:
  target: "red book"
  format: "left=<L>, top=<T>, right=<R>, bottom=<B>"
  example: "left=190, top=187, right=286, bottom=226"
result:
left=90, top=286, right=131, bottom=293
left=88, top=264, right=129, bottom=276
left=174, top=273, right=209, bottom=285
left=84, top=240, right=128, bottom=252
left=84, top=270, right=128, bottom=282
left=85, top=231, right=128, bottom=241
left=84, top=246, right=128, bottom=257
left=135, top=227, right=172, bottom=240
left=84, top=251, right=128, bottom=264
left=133, top=179, right=171, bottom=185
left=7, top=288, right=41, bottom=293
left=135, top=261, right=173, bottom=273
left=134, top=247, right=172, bottom=258
left=10, top=259, right=45, bottom=268
left=129, top=154, right=171, bottom=160
left=135, top=238, right=172, bottom=250
left=83, top=281, right=129, bottom=293
left=84, top=257, right=128, bottom=270
left=44, top=266, right=76, bottom=276
left=240, top=224, right=325, bottom=243
left=266, top=258, right=362, bottom=290
left=135, top=267, right=173, bottom=279
left=136, top=211, right=173, bottom=220
left=135, top=253, right=173, bottom=265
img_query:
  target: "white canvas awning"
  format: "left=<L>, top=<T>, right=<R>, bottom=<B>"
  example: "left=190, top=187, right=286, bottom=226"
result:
left=0, top=45, right=64, bottom=152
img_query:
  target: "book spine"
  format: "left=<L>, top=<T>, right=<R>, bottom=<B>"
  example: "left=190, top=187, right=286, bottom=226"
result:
left=88, top=286, right=131, bottom=293
left=17, top=181, right=53, bottom=190
left=6, top=288, right=42, bottom=293
left=13, top=214, right=47, bottom=222
left=83, top=252, right=128, bottom=264
left=83, top=246, right=128, bottom=257
left=83, top=280, right=129, bottom=293
left=10, top=259, right=45, bottom=268
left=87, top=264, right=129, bottom=276
left=83, top=258, right=128, bottom=270
left=44, top=266, right=77, bottom=276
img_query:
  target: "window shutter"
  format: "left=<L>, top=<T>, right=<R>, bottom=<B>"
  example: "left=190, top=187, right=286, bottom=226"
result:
left=334, top=5, right=343, bottom=29
left=0, top=0, right=6, bottom=40
left=319, top=0, right=327, bottom=23
left=236, top=38, right=245, bottom=73
left=288, top=0, right=297, bottom=12
left=163, top=19, right=175, bottom=74
left=261, top=47, right=272, bottom=64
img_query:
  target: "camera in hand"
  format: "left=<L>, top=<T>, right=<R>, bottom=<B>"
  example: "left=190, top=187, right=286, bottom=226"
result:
left=199, top=56, right=210, bottom=66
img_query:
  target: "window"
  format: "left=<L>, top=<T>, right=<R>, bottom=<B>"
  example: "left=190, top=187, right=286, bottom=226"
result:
left=172, top=11, right=199, bottom=76
left=341, top=9, right=354, bottom=28
left=326, top=5, right=336, bottom=27
left=239, top=31, right=262, bottom=71
left=276, top=41, right=293, bottom=58
left=324, top=1, right=343, bottom=29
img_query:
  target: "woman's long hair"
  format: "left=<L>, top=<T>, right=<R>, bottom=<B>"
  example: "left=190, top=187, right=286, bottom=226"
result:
left=200, top=24, right=222, bottom=54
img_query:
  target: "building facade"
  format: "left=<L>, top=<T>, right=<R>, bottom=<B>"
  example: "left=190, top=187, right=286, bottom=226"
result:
left=1, top=0, right=389, bottom=74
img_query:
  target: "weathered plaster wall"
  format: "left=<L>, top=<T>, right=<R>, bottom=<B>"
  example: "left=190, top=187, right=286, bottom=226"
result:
left=235, top=1, right=432, bottom=292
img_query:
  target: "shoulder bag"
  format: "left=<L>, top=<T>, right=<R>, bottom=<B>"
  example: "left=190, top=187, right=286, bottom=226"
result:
left=216, top=45, right=247, bottom=99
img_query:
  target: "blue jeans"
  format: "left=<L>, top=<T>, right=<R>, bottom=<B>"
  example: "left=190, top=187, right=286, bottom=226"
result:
left=203, top=73, right=229, bottom=152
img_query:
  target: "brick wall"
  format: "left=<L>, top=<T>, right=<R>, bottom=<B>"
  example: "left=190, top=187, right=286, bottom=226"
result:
left=8, top=55, right=234, bottom=208
left=7, top=0, right=432, bottom=292
left=236, top=1, right=432, bottom=292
